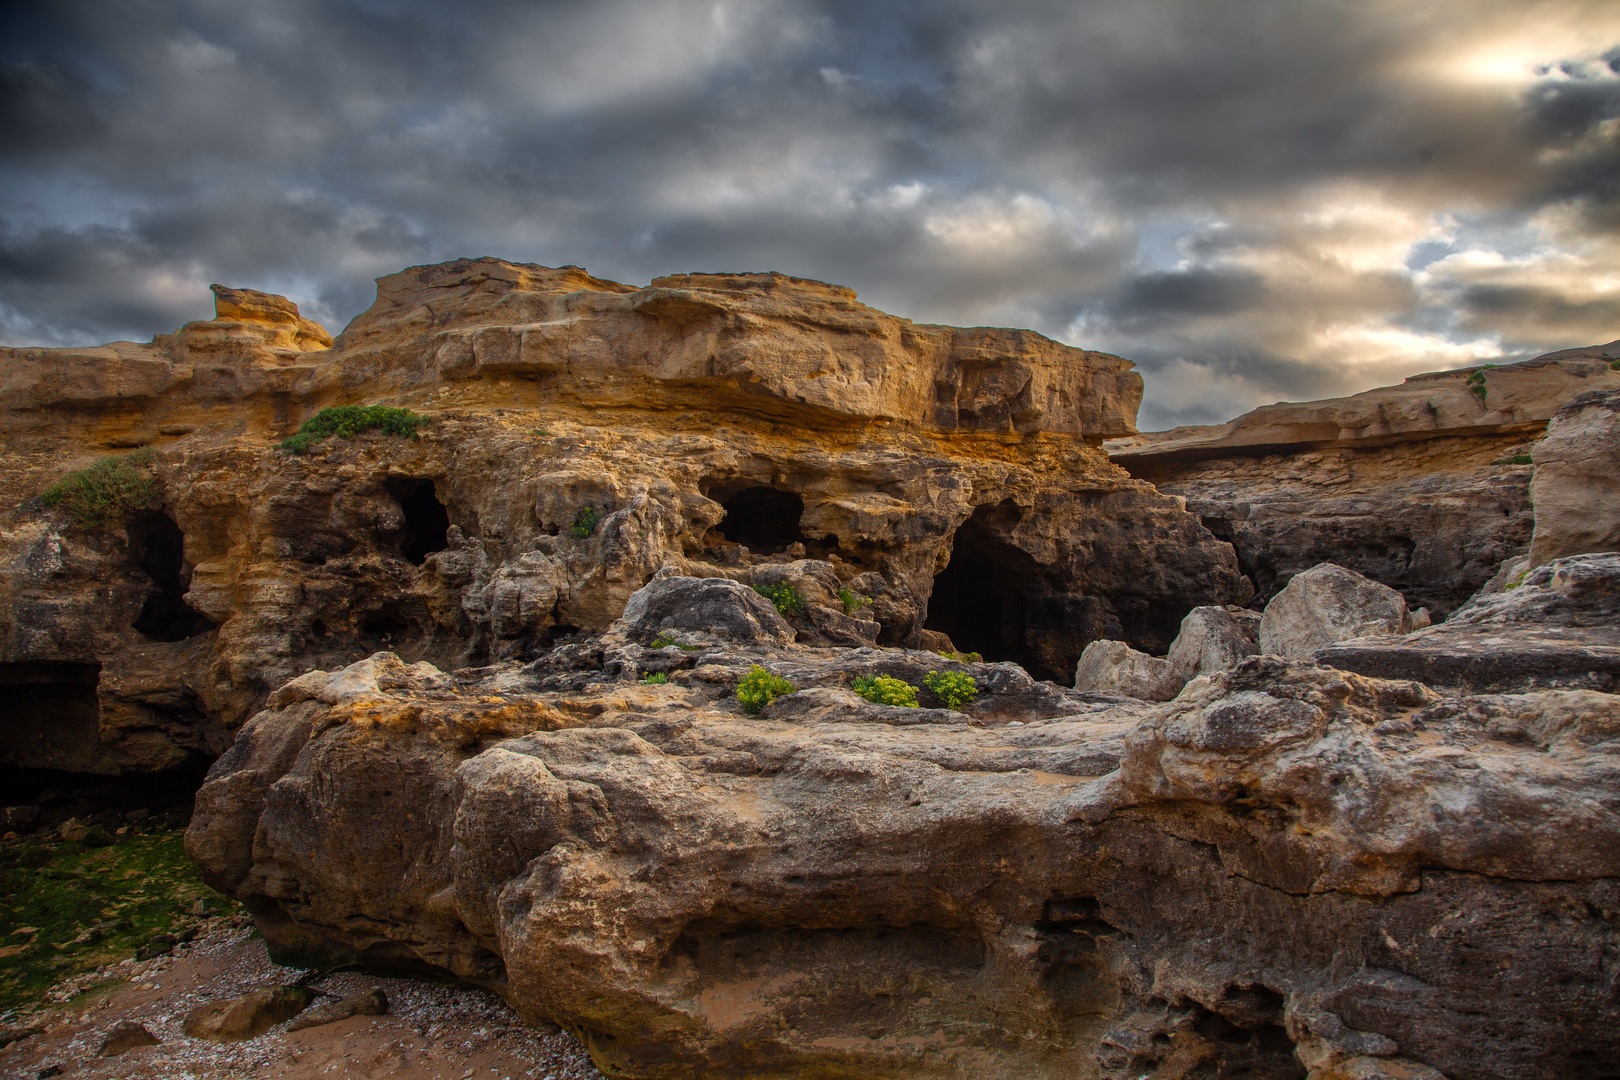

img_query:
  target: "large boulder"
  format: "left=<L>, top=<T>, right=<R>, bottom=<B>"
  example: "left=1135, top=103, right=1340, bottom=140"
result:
left=1260, top=563, right=1412, bottom=659
left=1073, top=639, right=1183, bottom=701
left=611, top=575, right=796, bottom=647
left=1165, top=605, right=1263, bottom=682
left=1529, top=389, right=1620, bottom=567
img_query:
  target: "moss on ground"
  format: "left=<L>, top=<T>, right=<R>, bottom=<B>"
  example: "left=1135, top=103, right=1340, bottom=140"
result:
left=0, top=822, right=243, bottom=1016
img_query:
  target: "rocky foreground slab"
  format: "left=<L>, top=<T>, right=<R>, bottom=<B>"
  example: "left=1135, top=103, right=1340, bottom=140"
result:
left=187, top=570, right=1620, bottom=1080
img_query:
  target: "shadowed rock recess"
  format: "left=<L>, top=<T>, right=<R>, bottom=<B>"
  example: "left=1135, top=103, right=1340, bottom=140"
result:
left=4, top=261, right=1617, bottom=1078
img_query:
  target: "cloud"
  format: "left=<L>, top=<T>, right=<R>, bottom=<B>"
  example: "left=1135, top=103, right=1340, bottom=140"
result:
left=0, top=0, right=1616, bottom=430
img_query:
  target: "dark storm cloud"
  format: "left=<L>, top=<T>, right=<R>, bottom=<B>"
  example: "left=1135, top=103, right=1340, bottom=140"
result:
left=1, top=0, right=1617, bottom=428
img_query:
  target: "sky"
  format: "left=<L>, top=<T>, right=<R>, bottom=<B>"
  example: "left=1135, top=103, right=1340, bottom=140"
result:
left=2, top=0, right=1618, bottom=429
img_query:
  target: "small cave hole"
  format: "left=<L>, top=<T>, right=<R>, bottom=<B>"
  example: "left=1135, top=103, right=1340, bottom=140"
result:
left=126, top=511, right=215, bottom=642
left=924, top=508, right=1052, bottom=679
left=715, top=486, right=806, bottom=553
left=310, top=619, right=328, bottom=638
left=387, top=477, right=451, bottom=566
left=361, top=612, right=412, bottom=639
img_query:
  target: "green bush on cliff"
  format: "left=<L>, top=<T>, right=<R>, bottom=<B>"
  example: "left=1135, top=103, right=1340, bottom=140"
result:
left=852, top=674, right=919, bottom=708
left=925, top=670, right=979, bottom=709
left=737, top=665, right=795, bottom=714
left=279, top=405, right=423, bottom=454
left=571, top=505, right=603, bottom=539
left=753, top=582, right=807, bottom=617
left=40, top=450, right=159, bottom=527
left=1465, top=365, right=1494, bottom=404
left=838, top=588, right=872, bottom=616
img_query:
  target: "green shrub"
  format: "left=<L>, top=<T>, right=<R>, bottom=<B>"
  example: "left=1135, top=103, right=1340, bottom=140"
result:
left=737, top=665, right=795, bottom=714
left=650, top=632, right=678, bottom=649
left=640, top=672, right=669, bottom=685
left=838, top=588, right=872, bottom=616
left=571, top=505, right=603, bottom=539
left=1611, top=359, right=1619, bottom=371
left=40, top=450, right=159, bottom=527
left=1464, top=365, right=1494, bottom=404
left=936, top=650, right=984, bottom=664
left=753, top=582, right=807, bottom=617
left=1498, top=453, right=1534, bottom=466
left=279, top=405, right=423, bottom=454
left=851, top=674, right=919, bottom=707
left=925, top=670, right=979, bottom=709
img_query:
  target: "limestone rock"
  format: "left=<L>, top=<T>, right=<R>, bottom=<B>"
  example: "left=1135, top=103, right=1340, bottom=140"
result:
left=1529, top=389, right=1620, bottom=567
left=187, top=639, right=1620, bottom=1079
left=182, top=986, right=312, bottom=1041
left=99, top=1020, right=159, bottom=1056
left=285, top=987, right=388, bottom=1031
left=610, top=575, right=795, bottom=647
left=1317, top=552, right=1620, bottom=692
left=1165, top=605, right=1262, bottom=682
left=1260, top=563, right=1411, bottom=659
left=1, top=261, right=1243, bottom=775
left=1073, top=639, right=1183, bottom=701
left=1107, top=345, right=1620, bottom=616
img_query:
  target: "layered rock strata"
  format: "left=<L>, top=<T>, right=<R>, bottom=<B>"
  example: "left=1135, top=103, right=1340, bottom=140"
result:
left=1108, top=344, right=1620, bottom=614
left=0, top=260, right=1239, bottom=773
left=187, top=572, right=1620, bottom=1080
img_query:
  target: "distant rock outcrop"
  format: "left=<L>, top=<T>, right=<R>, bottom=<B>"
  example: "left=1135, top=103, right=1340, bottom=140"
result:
left=1108, top=344, right=1620, bottom=615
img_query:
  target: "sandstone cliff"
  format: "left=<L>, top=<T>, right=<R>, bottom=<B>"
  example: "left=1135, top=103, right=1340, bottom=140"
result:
left=0, top=260, right=1237, bottom=775
left=1107, top=344, right=1620, bottom=614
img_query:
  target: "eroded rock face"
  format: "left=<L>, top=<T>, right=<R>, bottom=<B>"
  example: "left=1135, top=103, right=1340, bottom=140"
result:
left=1528, top=389, right=1620, bottom=567
left=1073, top=638, right=1183, bottom=701
left=187, top=581, right=1620, bottom=1080
left=1108, top=345, right=1620, bottom=615
left=0, top=261, right=1242, bottom=774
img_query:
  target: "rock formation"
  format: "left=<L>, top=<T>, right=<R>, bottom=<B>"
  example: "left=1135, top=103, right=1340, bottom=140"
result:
left=6, top=259, right=1619, bottom=1078
left=0, top=260, right=1239, bottom=775
left=1108, top=344, right=1620, bottom=614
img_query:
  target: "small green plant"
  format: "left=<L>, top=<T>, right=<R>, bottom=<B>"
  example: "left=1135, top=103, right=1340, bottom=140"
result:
left=737, top=665, right=796, bottom=714
left=753, top=582, right=807, bottom=617
left=851, top=674, right=919, bottom=707
left=1498, top=453, right=1534, bottom=466
left=936, top=650, right=984, bottom=664
left=1611, top=359, right=1619, bottom=371
left=1464, top=364, right=1494, bottom=404
left=40, top=450, right=159, bottom=527
left=571, top=505, right=603, bottom=539
left=279, top=405, right=423, bottom=454
left=838, top=588, right=872, bottom=616
left=925, top=670, right=979, bottom=709
left=650, top=632, right=679, bottom=649
left=640, top=671, right=669, bottom=685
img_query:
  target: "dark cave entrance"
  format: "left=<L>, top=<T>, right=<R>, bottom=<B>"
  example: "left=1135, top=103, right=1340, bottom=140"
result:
left=0, top=662, right=102, bottom=772
left=387, top=477, right=451, bottom=565
left=127, top=512, right=215, bottom=642
left=924, top=507, right=1058, bottom=681
left=717, top=487, right=806, bottom=553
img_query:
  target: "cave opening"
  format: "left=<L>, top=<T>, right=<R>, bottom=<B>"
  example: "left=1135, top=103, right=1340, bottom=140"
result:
left=126, top=512, right=215, bottom=642
left=0, top=662, right=102, bottom=772
left=924, top=508, right=1057, bottom=680
left=716, top=486, right=806, bottom=553
left=387, top=477, right=451, bottom=565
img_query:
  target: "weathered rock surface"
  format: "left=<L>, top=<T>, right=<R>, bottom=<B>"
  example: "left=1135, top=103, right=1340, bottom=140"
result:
left=1260, top=563, right=1412, bottom=660
left=181, top=985, right=312, bottom=1041
left=1318, top=552, right=1620, bottom=693
left=1528, top=389, right=1620, bottom=567
left=285, top=987, right=388, bottom=1032
left=187, top=579, right=1620, bottom=1079
left=1108, top=345, right=1620, bottom=614
left=1072, top=638, right=1183, bottom=701
left=97, top=1020, right=159, bottom=1057
left=0, top=261, right=1242, bottom=775
left=1166, top=605, right=1262, bottom=682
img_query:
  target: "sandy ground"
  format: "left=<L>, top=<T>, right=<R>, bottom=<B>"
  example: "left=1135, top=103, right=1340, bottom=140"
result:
left=0, top=923, right=606, bottom=1079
